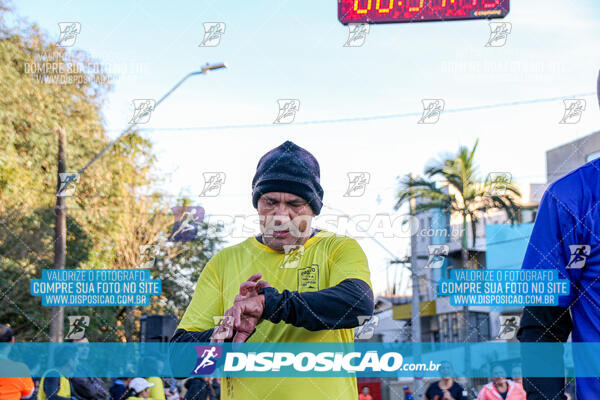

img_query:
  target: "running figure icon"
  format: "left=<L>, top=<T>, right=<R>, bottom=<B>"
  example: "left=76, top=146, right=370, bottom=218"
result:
left=193, top=346, right=220, bottom=375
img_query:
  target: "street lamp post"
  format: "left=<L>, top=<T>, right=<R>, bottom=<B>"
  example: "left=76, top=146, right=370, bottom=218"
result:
left=77, top=62, right=227, bottom=177
left=49, top=63, right=227, bottom=342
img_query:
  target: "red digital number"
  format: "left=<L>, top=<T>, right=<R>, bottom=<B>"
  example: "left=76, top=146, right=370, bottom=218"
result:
left=376, top=0, right=394, bottom=13
left=354, top=0, right=372, bottom=14
left=407, top=0, right=425, bottom=12
left=340, top=0, right=508, bottom=24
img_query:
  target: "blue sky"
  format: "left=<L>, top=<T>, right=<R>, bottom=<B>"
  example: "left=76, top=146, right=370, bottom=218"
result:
left=15, top=0, right=600, bottom=294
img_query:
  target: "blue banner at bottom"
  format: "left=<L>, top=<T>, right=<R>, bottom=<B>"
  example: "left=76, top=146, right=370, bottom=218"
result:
left=0, top=342, right=593, bottom=378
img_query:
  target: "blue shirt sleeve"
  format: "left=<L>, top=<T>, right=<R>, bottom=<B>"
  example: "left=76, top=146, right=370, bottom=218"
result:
left=521, top=189, right=578, bottom=307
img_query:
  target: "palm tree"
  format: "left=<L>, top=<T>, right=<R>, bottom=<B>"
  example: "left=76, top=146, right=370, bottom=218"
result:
left=395, top=139, right=521, bottom=269
left=394, top=139, right=522, bottom=379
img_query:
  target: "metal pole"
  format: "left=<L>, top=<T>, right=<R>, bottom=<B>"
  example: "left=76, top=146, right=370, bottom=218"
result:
left=50, top=126, right=66, bottom=342
left=462, top=227, right=472, bottom=390
left=410, top=218, right=421, bottom=345
left=409, top=182, right=424, bottom=400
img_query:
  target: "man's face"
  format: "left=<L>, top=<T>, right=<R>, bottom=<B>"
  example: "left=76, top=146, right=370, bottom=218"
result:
left=257, top=192, right=315, bottom=252
left=74, top=337, right=89, bottom=360
left=362, top=387, right=369, bottom=395
left=491, top=366, right=507, bottom=385
left=439, top=362, right=453, bottom=378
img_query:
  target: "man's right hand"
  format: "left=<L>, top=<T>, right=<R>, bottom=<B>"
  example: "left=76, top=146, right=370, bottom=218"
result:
left=229, top=293, right=266, bottom=342
left=211, top=273, right=271, bottom=343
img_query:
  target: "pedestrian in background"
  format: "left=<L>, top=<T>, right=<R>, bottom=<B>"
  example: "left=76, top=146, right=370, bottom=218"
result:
left=109, top=378, right=132, bottom=400
left=358, top=386, right=373, bottom=400
left=403, top=385, right=414, bottom=400
left=182, top=378, right=213, bottom=400
left=424, top=361, right=468, bottom=400
left=38, top=345, right=77, bottom=400
left=69, top=336, right=108, bottom=400
left=0, top=324, right=35, bottom=400
left=477, top=365, right=526, bottom=400
left=123, top=378, right=154, bottom=400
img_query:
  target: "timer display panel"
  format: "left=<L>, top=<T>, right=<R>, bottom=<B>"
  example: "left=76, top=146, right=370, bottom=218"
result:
left=339, top=0, right=509, bottom=24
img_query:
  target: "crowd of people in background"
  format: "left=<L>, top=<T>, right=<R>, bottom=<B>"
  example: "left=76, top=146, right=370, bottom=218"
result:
left=106, top=376, right=219, bottom=400
left=420, top=361, right=528, bottom=400
left=0, top=324, right=570, bottom=400
left=0, top=324, right=220, bottom=400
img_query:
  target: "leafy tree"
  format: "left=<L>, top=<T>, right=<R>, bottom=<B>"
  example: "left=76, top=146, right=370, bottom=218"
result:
left=0, top=3, right=223, bottom=341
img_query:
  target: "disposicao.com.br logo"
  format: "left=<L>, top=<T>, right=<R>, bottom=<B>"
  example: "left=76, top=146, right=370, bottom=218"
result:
left=223, top=351, right=441, bottom=373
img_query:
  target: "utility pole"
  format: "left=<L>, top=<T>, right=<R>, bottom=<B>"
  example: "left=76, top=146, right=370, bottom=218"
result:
left=462, top=239, right=472, bottom=390
left=50, top=126, right=66, bottom=342
left=389, top=244, right=425, bottom=400
left=409, top=209, right=421, bottom=347
left=409, top=175, right=424, bottom=400
left=46, top=64, right=226, bottom=341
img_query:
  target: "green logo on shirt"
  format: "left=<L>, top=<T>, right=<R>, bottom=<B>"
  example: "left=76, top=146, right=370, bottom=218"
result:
left=298, top=264, right=319, bottom=292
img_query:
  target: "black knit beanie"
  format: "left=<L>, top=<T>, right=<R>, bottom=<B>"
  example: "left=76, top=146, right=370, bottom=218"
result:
left=252, top=141, right=324, bottom=215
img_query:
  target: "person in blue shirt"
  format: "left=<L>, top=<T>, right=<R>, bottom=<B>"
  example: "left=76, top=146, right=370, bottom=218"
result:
left=517, top=69, right=600, bottom=400
left=403, top=385, right=414, bottom=400
left=109, top=378, right=131, bottom=400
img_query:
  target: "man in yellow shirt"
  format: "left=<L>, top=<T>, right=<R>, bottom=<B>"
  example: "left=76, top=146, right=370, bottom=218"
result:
left=171, top=141, right=374, bottom=400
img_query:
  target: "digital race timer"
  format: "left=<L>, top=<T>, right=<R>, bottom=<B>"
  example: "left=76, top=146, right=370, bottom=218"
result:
left=338, top=0, right=509, bottom=24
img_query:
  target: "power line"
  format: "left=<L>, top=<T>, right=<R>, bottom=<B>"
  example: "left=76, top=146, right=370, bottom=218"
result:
left=108, top=92, right=597, bottom=133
